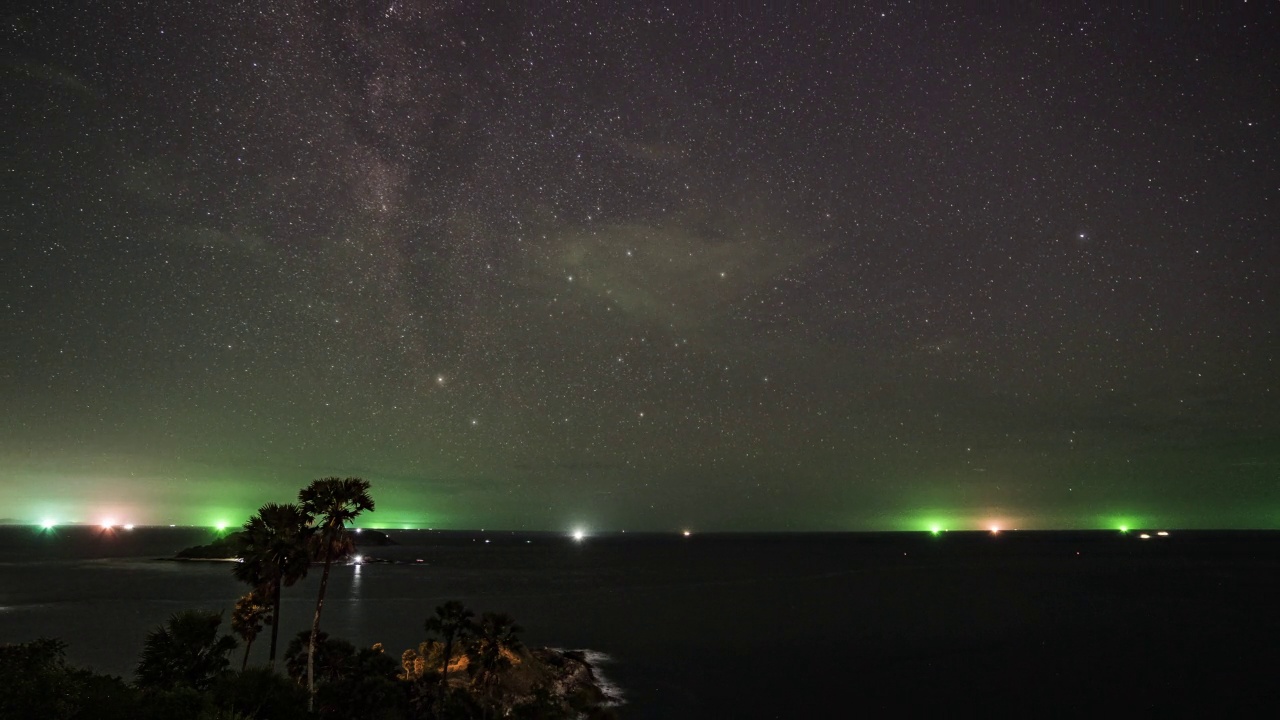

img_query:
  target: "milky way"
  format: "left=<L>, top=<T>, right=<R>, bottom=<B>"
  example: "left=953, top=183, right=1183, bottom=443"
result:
left=3, top=2, right=1277, bottom=530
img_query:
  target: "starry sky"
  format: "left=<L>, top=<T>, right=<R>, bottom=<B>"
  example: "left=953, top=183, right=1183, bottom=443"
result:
left=2, top=1, right=1277, bottom=531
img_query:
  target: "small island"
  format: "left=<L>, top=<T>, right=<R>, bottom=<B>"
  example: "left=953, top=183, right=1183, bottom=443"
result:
left=173, top=531, right=245, bottom=559
left=174, top=528, right=396, bottom=560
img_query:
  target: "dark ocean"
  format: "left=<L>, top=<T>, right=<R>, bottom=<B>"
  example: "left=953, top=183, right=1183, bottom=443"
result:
left=2, top=527, right=1279, bottom=717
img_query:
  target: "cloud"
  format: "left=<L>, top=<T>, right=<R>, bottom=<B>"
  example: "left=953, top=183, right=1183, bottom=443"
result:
left=524, top=216, right=829, bottom=328
left=2, top=61, right=96, bottom=99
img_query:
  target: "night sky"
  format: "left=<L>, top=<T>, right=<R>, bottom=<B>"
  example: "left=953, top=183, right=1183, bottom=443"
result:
left=3, top=2, right=1277, bottom=531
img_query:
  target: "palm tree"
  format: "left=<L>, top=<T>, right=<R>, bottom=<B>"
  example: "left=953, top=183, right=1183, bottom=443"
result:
left=136, top=609, right=238, bottom=692
left=298, top=476, right=375, bottom=710
left=424, top=600, right=475, bottom=688
left=231, top=590, right=269, bottom=671
left=232, top=502, right=312, bottom=666
left=468, top=611, right=523, bottom=691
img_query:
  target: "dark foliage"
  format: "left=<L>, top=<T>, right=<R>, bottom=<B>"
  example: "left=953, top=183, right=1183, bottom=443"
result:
left=408, top=679, right=485, bottom=720
left=424, top=599, right=476, bottom=685
left=135, top=609, right=238, bottom=692
left=208, top=667, right=310, bottom=720
left=231, top=590, right=269, bottom=671
left=284, top=630, right=355, bottom=686
left=0, top=639, right=138, bottom=720
left=283, top=631, right=408, bottom=719
left=468, top=611, right=523, bottom=690
left=232, top=502, right=312, bottom=665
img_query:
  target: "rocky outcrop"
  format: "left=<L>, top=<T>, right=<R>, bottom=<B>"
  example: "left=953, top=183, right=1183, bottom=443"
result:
left=399, top=641, right=618, bottom=717
left=532, top=648, right=612, bottom=709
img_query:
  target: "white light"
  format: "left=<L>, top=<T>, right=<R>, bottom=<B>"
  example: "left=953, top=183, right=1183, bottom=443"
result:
left=353, top=555, right=363, bottom=564
left=101, top=520, right=115, bottom=530
left=1139, top=533, right=1151, bottom=539
left=1156, top=531, right=1169, bottom=536
left=572, top=529, right=585, bottom=542
left=682, top=530, right=691, bottom=537
left=123, top=524, right=135, bottom=531
left=40, top=519, right=56, bottom=530
left=990, top=526, right=1000, bottom=534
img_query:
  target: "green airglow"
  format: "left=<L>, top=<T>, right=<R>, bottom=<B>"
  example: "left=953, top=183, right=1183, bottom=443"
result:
left=885, top=512, right=956, bottom=534
left=918, top=515, right=953, bottom=535
left=197, top=506, right=254, bottom=533
left=1101, top=515, right=1143, bottom=533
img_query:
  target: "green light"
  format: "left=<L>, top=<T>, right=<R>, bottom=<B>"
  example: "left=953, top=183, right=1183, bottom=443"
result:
left=215, top=522, right=228, bottom=532
left=40, top=519, right=56, bottom=530
left=930, top=525, right=942, bottom=535
left=1101, top=515, right=1142, bottom=534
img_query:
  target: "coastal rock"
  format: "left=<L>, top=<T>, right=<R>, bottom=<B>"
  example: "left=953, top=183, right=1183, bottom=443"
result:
left=399, top=642, right=617, bottom=717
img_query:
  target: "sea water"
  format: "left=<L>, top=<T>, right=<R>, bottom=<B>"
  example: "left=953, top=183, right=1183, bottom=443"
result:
left=3, top=527, right=1279, bottom=718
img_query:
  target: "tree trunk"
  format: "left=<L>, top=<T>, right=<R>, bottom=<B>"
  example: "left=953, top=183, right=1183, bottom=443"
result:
left=430, top=634, right=453, bottom=715
left=307, top=556, right=333, bottom=712
left=441, top=637, right=453, bottom=677
left=267, top=580, right=282, bottom=667
left=241, top=637, right=253, bottom=672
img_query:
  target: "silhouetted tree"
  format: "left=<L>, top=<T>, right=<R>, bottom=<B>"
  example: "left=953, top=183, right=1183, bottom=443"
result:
left=425, top=600, right=476, bottom=687
left=232, top=502, right=312, bottom=666
left=208, top=666, right=309, bottom=720
left=135, top=610, right=237, bottom=693
left=284, top=630, right=355, bottom=688
left=231, top=591, right=269, bottom=671
left=283, top=632, right=405, bottom=719
left=2, top=638, right=138, bottom=719
left=469, top=612, right=524, bottom=691
left=298, top=476, right=375, bottom=710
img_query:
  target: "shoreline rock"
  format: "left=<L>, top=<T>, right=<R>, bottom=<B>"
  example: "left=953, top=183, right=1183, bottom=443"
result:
left=399, top=642, right=619, bottom=717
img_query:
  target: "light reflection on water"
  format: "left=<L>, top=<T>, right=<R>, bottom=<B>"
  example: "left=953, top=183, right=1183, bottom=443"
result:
left=347, top=562, right=365, bottom=641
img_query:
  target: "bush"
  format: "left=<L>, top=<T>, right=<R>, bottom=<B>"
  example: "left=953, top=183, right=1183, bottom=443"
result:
left=209, top=667, right=310, bottom=720
left=0, top=639, right=139, bottom=720
left=283, top=631, right=410, bottom=719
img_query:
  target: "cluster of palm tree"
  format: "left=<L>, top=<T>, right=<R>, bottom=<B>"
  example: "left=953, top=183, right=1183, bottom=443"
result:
left=411, top=601, right=525, bottom=706
left=230, top=476, right=375, bottom=711
left=467, top=611, right=524, bottom=693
